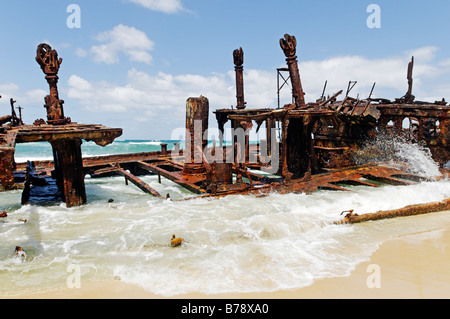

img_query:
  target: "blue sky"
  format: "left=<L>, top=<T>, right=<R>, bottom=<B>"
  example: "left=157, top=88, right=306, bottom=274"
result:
left=1, top=0, right=449, bottom=140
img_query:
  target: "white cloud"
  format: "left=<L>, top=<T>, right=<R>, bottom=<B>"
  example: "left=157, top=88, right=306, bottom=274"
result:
left=127, top=0, right=186, bottom=14
left=91, top=24, right=154, bottom=65
left=298, top=47, right=448, bottom=101
left=66, top=47, right=450, bottom=129
left=0, top=82, right=47, bottom=123
left=0, top=83, right=46, bottom=105
left=75, top=48, right=88, bottom=57
left=67, top=69, right=236, bottom=116
left=0, top=82, right=20, bottom=96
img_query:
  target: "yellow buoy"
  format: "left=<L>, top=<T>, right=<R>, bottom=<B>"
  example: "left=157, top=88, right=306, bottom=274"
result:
left=171, top=234, right=183, bottom=247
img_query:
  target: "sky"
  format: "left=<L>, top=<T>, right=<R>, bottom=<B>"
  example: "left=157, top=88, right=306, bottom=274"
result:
left=1, top=0, right=449, bottom=140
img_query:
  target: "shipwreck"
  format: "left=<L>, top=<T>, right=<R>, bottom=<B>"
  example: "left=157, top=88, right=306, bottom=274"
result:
left=0, top=35, right=449, bottom=207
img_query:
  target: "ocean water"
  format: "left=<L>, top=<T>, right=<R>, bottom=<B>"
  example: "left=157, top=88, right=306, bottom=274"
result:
left=13, top=140, right=183, bottom=162
left=0, top=139, right=449, bottom=297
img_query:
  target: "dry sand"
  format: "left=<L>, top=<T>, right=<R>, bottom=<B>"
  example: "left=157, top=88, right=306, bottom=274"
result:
left=5, top=211, right=450, bottom=300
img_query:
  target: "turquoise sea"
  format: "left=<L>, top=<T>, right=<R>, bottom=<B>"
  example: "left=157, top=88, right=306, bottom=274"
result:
left=0, top=139, right=449, bottom=297
left=13, top=140, right=184, bottom=162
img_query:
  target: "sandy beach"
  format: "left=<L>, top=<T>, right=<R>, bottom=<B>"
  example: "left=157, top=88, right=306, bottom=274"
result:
left=4, top=210, right=449, bottom=300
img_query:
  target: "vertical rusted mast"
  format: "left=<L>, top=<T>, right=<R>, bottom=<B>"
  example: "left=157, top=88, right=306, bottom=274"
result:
left=404, top=56, right=415, bottom=103
left=233, top=47, right=246, bottom=109
left=279, top=34, right=306, bottom=109
left=35, top=43, right=71, bottom=125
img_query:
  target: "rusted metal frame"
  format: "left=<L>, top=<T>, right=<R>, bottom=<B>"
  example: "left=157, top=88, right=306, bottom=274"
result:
left=113, top=166, right=163, bottom=198
left=319, top=90, right=343, bottom=110
left=14, top=125, right=122, bottom=146
left=277, top=68, right=292, bottom=109
left=282, top=164, right=419, bottom=194
left=83, top=151, right=172, bottom=169
left=329, top=179, right=381, bottom=188
left=137, top=160, right=206, bottom=194
left=360, top=174, right=414, bottom=186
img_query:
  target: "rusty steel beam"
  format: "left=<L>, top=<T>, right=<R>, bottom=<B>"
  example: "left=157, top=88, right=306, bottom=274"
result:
left=13, top=124, right=122, bottom=146
left=113, top=166, right=164, bottom=198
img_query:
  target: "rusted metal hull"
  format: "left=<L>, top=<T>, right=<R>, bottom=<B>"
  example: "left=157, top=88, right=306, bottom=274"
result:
left=1, top=35, right=449, bottom=210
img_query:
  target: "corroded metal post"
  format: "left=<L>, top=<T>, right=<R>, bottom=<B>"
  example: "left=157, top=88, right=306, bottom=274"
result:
left=233, top=47, right=246, bottom=109
left=183, top=96, right=209, bottom=175
left=36, top=43, right=71, bottom=125
left=50, top=139, right=86, bottom=207
left=404, top=56, right=415, bottom=103
left=0, top=147, right=15, bottom=190
left=280, top=34, right=306, bottom=109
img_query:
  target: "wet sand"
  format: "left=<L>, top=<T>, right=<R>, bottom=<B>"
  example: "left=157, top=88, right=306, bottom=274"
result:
left=5, top=211, right=450, bottom=300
